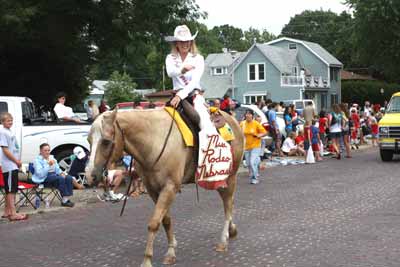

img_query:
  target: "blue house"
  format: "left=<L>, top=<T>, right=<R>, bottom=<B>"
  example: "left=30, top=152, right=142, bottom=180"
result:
left=202, top=37, right=343, bottom=111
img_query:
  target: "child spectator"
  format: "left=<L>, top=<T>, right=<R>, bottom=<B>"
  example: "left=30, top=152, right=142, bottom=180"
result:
left=0, top=112, right=28, bottom=221
left=370, top=116, right=379, bottom=146
left=295, top=129, right=305, bottom=149
left=282, top=132, right=305, bottom=156
left=318, top=110, right=328, bottom=148
left=311, top=120, right=323, bottom=161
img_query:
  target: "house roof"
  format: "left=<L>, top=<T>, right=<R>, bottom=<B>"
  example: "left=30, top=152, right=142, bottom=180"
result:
left=267, top=37, right=343, bottom=67
left=341, top=70, right=375, bottom=80
left=205, top=52, right=244, bottom=68
left=256, top=44, right=298, bottom=73
left=202, top=75, right=231, bottom=99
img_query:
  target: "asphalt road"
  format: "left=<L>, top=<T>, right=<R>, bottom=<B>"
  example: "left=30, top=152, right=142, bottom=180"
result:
left=1, top=147, right=400, bottom=267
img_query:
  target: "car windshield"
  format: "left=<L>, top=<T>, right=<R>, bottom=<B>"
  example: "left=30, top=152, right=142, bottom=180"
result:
left=386, top=96, right=400, bottom=113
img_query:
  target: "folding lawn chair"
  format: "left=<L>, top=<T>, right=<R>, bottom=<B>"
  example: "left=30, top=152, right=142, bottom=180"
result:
left=0, top=166, right=38, bottom=211
left=28, top=163, right=62, bottom=206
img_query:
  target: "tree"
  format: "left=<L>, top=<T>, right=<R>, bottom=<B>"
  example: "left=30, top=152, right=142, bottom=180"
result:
left=104, top=71, right=140, bottom=108
left=0, top=0, right=204, bottom=106
left=345, top=0, right=400, bottom=82
left=280, top=10, right=356, bottom=67
left=243, top=27, right=276, bottom=48
left=210, top=24, right=248, bottom=51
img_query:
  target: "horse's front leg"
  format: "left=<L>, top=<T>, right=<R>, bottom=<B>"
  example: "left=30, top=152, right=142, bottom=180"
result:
left=216, top=174, right=238, bottom=252
left=161, top=210, right=177, bottom=265
left=141, top=182, right=177, bottom=267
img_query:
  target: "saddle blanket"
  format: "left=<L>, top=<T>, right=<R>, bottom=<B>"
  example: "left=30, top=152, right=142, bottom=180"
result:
left=165, top=107, right=194, bottom=146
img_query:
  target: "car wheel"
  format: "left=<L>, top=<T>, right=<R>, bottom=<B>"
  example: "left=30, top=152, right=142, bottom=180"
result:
left=380, top=149, right=393, bottom=162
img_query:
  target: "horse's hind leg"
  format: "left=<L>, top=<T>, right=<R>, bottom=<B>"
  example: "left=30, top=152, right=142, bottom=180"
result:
left=216, top=174, right=238, bottom=252
left=141, top=182, right=177, bottom=267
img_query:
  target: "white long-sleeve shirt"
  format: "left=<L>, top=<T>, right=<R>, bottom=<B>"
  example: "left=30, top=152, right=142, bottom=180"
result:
left=165, top=52, right=204, bottom=99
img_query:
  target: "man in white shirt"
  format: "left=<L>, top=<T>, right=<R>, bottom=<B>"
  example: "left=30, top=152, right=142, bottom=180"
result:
left=53, top=92, right=81, bottom=123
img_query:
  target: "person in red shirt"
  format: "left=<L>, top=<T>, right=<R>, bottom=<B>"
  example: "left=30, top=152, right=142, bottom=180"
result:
left=370, top=115, right=379, bottom=146
left=295, top=129, right=305, bottom=149
left=318, top=110, right=328, bottom=148
left=220, top=94, right=231, bottom=113
left=350, top=108, right=360, bottom=149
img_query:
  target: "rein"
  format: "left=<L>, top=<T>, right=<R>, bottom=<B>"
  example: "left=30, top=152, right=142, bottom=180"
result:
left=110, top=110, right=176, bottom=216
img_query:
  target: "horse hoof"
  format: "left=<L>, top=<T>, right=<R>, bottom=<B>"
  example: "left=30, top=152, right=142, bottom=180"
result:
left=215, top=243, right=227, bottom=252
left=229, top=226, right=238, bottom=239
left=162, top=255, right=176, bottom=265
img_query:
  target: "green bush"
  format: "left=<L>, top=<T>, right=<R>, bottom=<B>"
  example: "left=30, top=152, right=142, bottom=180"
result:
left=342, top=80, right=400, bottom=105
left=104, top=71, right=141, bottom=108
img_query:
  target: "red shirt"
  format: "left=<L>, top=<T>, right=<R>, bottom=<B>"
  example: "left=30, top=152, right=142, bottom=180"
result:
left=220, top=99, right=230, bottom=111
left=319, top=117, right=328, bottom=133
left=351, top=113, right=360, bottom=128
left=295, top=135, right=304, bottom=144
left=371, top=123, right=379, bottom=134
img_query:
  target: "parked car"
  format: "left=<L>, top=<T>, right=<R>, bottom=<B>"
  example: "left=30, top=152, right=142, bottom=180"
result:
left=0, top=96, right=91, bottom=170
left=282, top=99, right=315, bottom=116
left=234, top=104, right=286, bottom=141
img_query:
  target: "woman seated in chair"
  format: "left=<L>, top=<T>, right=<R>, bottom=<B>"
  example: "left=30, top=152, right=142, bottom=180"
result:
left=32, top=143, right=74, bottom=207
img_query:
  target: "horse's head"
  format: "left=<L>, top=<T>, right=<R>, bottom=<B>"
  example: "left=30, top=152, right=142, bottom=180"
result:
left=86, top=109, right=121, bottom=186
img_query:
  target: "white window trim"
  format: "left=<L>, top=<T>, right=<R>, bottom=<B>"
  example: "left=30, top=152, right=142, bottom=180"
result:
left=247, top=63, right=266, bottom=82
left=288, top=43, right=297, bottom=50
left=213, top=67, right=224, bottom=76
left=242, top=92, right=268, bottom=104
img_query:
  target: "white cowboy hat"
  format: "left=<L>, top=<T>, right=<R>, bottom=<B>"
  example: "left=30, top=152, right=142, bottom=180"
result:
left=165, top=25, right=198, bottom=42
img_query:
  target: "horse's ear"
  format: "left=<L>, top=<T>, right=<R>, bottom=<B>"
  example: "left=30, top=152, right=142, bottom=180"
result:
left=102, top=109, right=118, bottom=139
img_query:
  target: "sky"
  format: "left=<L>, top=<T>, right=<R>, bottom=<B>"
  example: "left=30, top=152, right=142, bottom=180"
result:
left=195, top=0, right=351, bottom=35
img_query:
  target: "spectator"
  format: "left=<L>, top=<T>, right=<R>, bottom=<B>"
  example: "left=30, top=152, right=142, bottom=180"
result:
left=67, top=146, right=88, bottom=190
left=303, top=120, right=312, bottom=161
left=213, top=99, right=221, bottom=109
left=104, top=153, right=144, bottom=201
left=282, top=132, right=304, bottom=156
left=311, top=119, right=323, bottom=161
left=32, top=143, right=75, bottom=207
left=0, top=112, right=28, bottom=221
left=319, top=110, right=328, bottom=148
left=86, top=100, right=99, bottom=121
left=240, top=110, right=267, bottom=184
left=53, top=92, right=81, bottom=123
left=328, top=104, right=343, bottom=160
left=283, top=106, right=294, bottom=136
left=363, top=101, right=372, bottom=117
left=220, top=94, right=231, bottom=113
left=290, top=104, right=299, bottom=130
left=99, top=99, right=110, bottom=113
left=295, top=128, right=305, bottom=149
left=370, top=116, right=379, bottom=147
left=350, top=107, right=360, bottom=149
left=303, top=101, right=315, bottom=123
left=340, top=103, right=352, bottom=158
left=268, top=102, right=283, bottom=157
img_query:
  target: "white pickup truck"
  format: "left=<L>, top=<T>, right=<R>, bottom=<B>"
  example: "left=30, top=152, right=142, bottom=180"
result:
left=0, top=96, right=91, bottom=170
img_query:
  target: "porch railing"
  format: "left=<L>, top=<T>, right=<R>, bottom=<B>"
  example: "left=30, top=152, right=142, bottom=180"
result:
left=281, top=75, right=329, bottom=88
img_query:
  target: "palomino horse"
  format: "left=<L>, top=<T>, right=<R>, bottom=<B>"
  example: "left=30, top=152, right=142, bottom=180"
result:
left=86, top=108, right=244, bottom=267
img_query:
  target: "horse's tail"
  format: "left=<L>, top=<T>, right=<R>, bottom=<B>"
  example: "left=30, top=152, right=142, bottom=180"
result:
left=219, top=111, right=245, bottom=173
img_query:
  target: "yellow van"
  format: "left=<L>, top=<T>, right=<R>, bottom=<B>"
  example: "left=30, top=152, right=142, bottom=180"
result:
left=378, top=92, right=400, bottom=161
